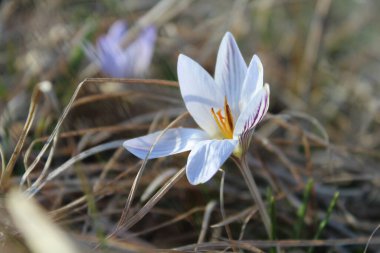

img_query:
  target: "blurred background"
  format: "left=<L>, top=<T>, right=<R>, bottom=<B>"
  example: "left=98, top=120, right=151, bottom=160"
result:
left=0, top=0, right=379, bottom=252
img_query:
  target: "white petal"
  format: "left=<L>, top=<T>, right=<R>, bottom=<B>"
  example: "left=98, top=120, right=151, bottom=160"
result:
left=177, top=54, right=225, bottom=136
left=240, top=55, right=264, bottom=110
left=233, top=84, right=270, bottom=138
left=214, top=32, right=247, bottom=118
left=186, top=139, right=238, bottom=185
left=123, top=128, right=208, bottom=159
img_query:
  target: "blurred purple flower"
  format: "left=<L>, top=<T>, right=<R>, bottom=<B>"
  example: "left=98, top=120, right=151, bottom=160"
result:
left=86, top=20, right=157, bottom=78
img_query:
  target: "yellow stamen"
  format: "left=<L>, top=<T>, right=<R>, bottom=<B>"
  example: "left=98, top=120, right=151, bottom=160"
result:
left=210, top=97, right=234, bottom=139
left=211, top=108, right=227, bottom=135
left=224, top=97, right=234, bottom=135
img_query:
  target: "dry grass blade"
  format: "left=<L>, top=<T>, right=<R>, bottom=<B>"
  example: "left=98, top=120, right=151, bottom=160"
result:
left=23, top=124, right=149, bottom=148
left=94, top=146, right=125, bottom=192
left=84, top=78, right=178, bottom=88
left=218, top=169, right=235, bottom=249
left=124, top=167, right=186, bottom=230
left=132, top=206, right=205, bottom=237
left=0, top=86, right=41, bottom=189
left=21, top=130, right=59, bottom=188
left=197, top=201, right=217, bottom=245
left=72, top=91, right=180, bottom=109
left=239, top=207, right=258, bottom=241
left=211, top=206, right=257, bottom=229
left=113, top=112, right=189, bottom=234
left=363, top=224, right=380, bottom=253
left=140, top=168, right=177, bottom=202
left=26, top=139, right=125, bottom=196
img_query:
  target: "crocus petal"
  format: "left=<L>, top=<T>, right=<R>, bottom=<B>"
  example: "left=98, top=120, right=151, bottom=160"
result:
left=177, top=54, right=225, bottom=137
left=214, top=32, right=247, bottom=118
left=107, top=20, right=128, bottom=41
left=240, top=55, right=263, bottom=110
left=93, top=21, right=156, bottom=78
left=127, top=26, right=157, bottom=76
left=186, top=139, right=238, bottom=185
left=97, top=37, right=132, bottom=77
left=96, top=37, right=117, bottom=75
left=233, top=84, right=270, bottom=138
left=123, top=128, right=208, bottom=159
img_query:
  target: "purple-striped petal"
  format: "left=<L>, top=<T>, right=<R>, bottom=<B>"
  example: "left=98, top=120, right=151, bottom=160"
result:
left=233, top=84, right=270, bottom=138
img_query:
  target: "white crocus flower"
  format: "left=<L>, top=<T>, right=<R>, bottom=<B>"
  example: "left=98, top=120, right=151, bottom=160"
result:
left=123, top=32, right=270, bottom=185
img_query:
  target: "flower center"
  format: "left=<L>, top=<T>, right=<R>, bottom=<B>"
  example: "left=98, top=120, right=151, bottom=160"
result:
left=211, top=96, right=234, bottom=139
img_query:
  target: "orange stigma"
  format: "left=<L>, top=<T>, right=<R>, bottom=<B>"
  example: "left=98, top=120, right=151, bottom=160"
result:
left=211, top=97, right=234, bottom=139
